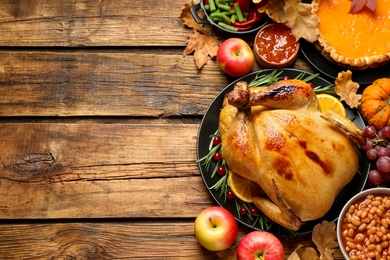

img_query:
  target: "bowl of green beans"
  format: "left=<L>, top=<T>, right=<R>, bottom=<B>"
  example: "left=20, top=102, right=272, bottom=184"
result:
left=190, top=0, right=269, bottom=35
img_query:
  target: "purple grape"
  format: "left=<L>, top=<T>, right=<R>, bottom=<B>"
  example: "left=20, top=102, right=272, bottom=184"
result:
left=368, top=169, right=383, bottom=185
left=382, top=126, right=390, bottom=139
left=378, top=129, right=383, bottom=139
left=366, top=148, right=378, bottom=161
left=360, top=139, right=373, bottom=151
left=363, top=125, right=377, bottom=139
left=377, top=146, right=390, bottom=158
left=376, top=156, right=390, bottom=173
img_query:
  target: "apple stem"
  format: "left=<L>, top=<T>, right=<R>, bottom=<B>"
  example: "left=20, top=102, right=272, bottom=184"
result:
left=208, top=217, right=217, bottom=228
left=256, top=250, right=266, bottom=260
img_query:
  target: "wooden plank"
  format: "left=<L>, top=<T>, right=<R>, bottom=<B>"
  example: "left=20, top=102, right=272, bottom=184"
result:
left=0, top=222, right=345, bottom=259
left=0, top=122, right=217, bottom=219
left=0, top=50, right=315, bottom=117
left=0, top=50, right=228, bottom=117
left=0, top=0, right=191, bottom=47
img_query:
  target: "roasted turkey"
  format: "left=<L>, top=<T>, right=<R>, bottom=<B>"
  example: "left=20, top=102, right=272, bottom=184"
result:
left=219, top=79, right=365, bottom=231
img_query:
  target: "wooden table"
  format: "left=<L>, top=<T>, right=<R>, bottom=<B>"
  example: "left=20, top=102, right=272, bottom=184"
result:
left=0, top=0, right=348, bottom=258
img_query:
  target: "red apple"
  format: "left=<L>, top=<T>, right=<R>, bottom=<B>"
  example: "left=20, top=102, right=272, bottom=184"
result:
left=194, top=206, right=238, bottom=251
left=236, top=231, right=284, bottom=260
left=217, top=38, right=255, bottom=78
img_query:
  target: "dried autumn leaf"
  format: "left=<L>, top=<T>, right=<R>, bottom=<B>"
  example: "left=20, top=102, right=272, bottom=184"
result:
left=312, top=221, right=338, bottom=260
left=283, top=0, right=320, bottom=43
left=288, top=244, right=304, bottom=260
left=179, top=0, right=209, bottom=34
left=183, top=31, right=220, bottom=69
left=257, top=0, right=285, bottom=23
left=217, top=245, right=237, bottom=260
left=288, top=244, right=319, bottom=260
left=335, top=70, right=362, bottom=109
left=257, top=0, right=319, bottom=42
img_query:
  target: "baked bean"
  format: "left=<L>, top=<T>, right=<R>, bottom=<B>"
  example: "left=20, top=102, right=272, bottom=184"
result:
left=369, top=234, right=376, bottom=243
left=359, top=223, right=367, bottom=231
left=347, top=241, right=357, bottom=249
left=356, top=233, right=365, bottom=241
left=348, top=223, right=358, bottom=229
left=361, top=210, right=368, bottom=219
left=382, top=219, right=389, bottom=228
left=385, top=199, right=390, bottom=208
left=367, top=226, right=377, bottom=235
left=351, top=216, right=361, bottom=226
left=348, top=204, right=357, bottom=214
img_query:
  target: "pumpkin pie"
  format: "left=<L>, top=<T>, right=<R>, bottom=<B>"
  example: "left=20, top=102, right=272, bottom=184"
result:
left=312, top=0, right=390, bottom=70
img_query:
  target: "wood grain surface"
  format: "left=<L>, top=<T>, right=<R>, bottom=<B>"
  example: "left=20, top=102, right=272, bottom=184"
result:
left=0, top=0, right=346, bottom=259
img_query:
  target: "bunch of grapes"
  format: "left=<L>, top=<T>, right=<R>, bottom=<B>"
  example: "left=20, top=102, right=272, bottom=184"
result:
left=361, top=125, right=390, bottom=185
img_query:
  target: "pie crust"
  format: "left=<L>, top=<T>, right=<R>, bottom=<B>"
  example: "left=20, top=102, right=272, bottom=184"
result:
left=312, top=0, right=390, bottom=70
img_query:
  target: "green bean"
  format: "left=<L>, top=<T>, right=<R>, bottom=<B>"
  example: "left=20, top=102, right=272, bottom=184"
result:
left=234, top=3, right=244, bottom=22
left=222, top=10, right=236, bottom=16
left=218, top=22, right=238, bottom=32
left=210, top=12, right=231, bottom=24
left=230, top=14, right=236, bottom=23
left=209, top=0, right=216, bottom=12
left=218, top=4, right=231, bottom=11
left=212, top=17, right=223, bottom=23
left=204, top=4, right=210, bottom=11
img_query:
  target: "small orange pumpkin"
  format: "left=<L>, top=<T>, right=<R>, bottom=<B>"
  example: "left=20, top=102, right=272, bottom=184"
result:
left=360, top=78, right=390, bottom=129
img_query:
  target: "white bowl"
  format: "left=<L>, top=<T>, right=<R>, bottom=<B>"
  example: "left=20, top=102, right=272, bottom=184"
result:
left=337, top=187, right=390, bottom=259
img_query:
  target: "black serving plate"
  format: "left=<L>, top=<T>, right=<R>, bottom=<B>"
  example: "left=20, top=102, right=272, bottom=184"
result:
left=196, top=68, right=369, bottom=235
left=300, top=40, right=390, bottom=86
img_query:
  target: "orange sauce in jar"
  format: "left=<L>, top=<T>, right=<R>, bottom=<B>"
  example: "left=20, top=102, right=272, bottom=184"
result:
left=254, top=23, right=299, bottom=65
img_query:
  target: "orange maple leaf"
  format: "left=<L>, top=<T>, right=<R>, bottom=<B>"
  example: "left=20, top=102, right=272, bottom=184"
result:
left=183, top=31, right=220, bottom=69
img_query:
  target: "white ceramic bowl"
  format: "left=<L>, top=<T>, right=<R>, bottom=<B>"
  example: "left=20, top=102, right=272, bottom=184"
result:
left=337, top=187, right=390, bottom=259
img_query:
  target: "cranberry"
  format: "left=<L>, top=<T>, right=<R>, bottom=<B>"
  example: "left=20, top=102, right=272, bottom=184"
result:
left=249, top=207, right=259, bottom=216
left=213, top=136, right=222, bottom=146
left=307, top=82, right=315, bottom=88
left=213, top=152, right=222, bottom=161
left=282, top=76, right=290, bottom=80
left=226, top=191, right=235, bottom=200
left=239, top=207, right=248, bottom=215
left=216, top=165, right=226, bottom=176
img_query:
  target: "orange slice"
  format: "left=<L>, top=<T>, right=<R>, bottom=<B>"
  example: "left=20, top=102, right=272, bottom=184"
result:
left=227, top=171, right=263, bottom=203
left=317, top=93, right=346, bottom=117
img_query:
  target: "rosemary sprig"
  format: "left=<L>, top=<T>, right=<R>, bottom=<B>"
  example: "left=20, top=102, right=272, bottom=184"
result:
left=209, top=174, right=229, bottom=202
left=197, top=144, right=220, bottom=172
left=295, top=72, right=319, bottom=82
left=313, top=84, right=337, bottom=96
left=252, top=213, right=273, bottom=231
left=248, top=69, right=283, bottom=87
